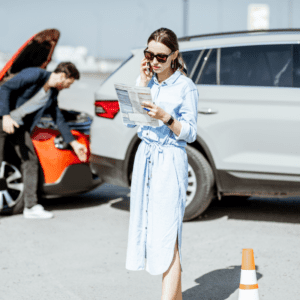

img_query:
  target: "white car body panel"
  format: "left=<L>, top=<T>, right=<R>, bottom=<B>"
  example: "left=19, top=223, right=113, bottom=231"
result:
left=197, top=85, right=300, bottom=174
left=90, top=112, right=138, bottom=160
left=90, top=51, right=142, bottom=160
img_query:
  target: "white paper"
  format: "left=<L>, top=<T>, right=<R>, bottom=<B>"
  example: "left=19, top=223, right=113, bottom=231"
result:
left=114, top=83, right=159, bottom=127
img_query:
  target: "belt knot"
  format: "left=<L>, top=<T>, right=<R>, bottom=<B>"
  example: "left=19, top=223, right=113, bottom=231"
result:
left=144, top=140, right=164, bottom=159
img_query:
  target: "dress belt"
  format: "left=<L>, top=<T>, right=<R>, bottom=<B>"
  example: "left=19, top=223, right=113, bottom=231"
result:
left=143, top=139, right=164, bottom=160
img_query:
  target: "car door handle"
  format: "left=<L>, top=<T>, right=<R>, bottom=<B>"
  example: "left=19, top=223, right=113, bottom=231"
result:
left=198, top=107, right=218, bottom=114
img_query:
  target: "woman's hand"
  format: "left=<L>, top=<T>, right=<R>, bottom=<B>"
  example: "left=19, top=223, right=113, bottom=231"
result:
left=141, top=101, right=170, bottom=123
left=139, top=58, right=153, bottom=86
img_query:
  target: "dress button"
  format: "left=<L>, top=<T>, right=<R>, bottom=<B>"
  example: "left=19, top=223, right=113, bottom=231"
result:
left=149, top=161, right=151, bottom=163
left=145, top=227, right=147, bottom=229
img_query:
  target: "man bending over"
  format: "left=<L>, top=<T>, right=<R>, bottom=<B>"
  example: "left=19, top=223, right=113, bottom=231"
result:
left=0, top=62, right=87, bottom=219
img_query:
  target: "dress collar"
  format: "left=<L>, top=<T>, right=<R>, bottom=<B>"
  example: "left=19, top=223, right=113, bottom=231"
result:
left=153, top=70, right=181, bottom=86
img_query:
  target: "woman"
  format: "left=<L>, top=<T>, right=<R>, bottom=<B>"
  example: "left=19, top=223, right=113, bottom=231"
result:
left=125, top=28, right=198, bottom=299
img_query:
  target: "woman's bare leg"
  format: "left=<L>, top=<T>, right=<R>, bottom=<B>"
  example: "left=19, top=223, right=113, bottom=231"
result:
left=161, top=236, right=182, bottom=300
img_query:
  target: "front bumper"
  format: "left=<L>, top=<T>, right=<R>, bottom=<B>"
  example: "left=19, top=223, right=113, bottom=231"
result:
left=89, top=154, right=129, bottom=188
left=41, top=163, right=103, bottom=198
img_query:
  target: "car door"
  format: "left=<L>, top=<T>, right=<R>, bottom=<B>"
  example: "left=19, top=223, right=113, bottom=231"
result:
left=182, top=43, right=300, bottom=177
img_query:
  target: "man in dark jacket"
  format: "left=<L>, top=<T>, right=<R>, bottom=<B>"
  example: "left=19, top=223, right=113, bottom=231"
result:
left=0, top=62, right=87, bottom=219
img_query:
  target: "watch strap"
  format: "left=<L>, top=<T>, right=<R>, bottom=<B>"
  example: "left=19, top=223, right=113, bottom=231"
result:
left=164, top=115, right=174, bottom=126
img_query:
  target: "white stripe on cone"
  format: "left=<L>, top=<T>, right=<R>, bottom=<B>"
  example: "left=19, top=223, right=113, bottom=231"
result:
left=240, top=270, right=258, bottom=285
left=238, top=289, right=259, bottom=300
left=238, top=269, right=259, bottom=300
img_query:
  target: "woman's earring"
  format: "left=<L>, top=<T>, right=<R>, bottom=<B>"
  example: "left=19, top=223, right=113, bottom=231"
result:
left=171, top=60, right=174, bottom=69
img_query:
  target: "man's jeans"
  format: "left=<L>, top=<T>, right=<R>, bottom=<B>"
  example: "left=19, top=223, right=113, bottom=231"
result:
left=0, top=119, right=39, bottom=209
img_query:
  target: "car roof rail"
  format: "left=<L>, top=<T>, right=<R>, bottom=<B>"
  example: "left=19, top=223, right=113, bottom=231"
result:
left=178, top=28, right=300, bottom=42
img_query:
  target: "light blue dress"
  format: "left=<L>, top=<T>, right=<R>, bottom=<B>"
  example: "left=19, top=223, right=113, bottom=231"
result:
left=125, top=70, right=198, bottom=275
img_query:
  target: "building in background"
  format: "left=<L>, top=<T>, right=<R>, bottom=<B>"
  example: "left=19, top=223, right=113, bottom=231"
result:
left=248, top=4, right=270, bottom=30
left=0, top=45, right=123, bottom=74
left=46, top=46, right=123, bottom=73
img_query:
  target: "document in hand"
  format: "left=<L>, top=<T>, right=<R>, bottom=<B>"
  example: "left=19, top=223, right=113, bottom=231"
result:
left=114, top=83, right=159, bottom=127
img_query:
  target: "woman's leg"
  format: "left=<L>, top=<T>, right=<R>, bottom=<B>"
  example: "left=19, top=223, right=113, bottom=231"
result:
left=161, top=236, right=182, bottom=300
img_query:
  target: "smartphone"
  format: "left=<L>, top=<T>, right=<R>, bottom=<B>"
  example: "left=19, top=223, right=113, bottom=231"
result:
left=146, top=62, right=152, bottom=75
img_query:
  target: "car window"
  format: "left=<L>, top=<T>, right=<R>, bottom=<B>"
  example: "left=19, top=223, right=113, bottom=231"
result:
left=187, top=49, right=217, bottom=85
left=293, top=44, right=300, bottom=87
left=220, top=45, right=293, bottom=87
left=181, top=50, right=201, bottom=76
left=196, top=49, right=217, bottom=85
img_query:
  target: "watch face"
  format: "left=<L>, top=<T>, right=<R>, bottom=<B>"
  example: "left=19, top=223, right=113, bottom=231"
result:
left=167, top=116, right=174, bottom=126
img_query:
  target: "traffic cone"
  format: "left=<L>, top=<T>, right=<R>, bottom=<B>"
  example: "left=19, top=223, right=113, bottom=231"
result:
left=238, top=249, right=259, bottom=300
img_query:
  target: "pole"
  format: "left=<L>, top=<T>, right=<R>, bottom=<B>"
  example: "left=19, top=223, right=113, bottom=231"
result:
left=218, top=0, right=222, bottom=32
left=183, top=0, right=188, bottom=37
left=288, top=0, right=293, bottom=28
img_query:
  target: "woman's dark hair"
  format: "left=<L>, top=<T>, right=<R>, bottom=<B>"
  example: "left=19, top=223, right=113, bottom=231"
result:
left=147, top=28, right=186, bottom=75
left=54, top=62, right=80, bottom=80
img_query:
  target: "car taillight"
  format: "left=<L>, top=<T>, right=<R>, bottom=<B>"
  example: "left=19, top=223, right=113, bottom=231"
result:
left=95, top=100, right=119, bottom=119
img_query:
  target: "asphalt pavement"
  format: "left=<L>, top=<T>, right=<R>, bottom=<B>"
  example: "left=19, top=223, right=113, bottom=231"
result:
left=1, top=183, right=300, bottom=300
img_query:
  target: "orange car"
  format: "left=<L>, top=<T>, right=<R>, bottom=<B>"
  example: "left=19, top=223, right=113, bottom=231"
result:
left=0, top=29, right=102, bottom=214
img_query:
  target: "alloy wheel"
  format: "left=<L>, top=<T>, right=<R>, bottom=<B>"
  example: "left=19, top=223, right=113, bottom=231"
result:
left=186, top=163, right=197, bottom=207
left=0, top=161, right=24, bottom=210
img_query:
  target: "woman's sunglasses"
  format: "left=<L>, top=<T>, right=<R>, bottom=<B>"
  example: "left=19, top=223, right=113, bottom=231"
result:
left=144, top=49, right=174, bottom=63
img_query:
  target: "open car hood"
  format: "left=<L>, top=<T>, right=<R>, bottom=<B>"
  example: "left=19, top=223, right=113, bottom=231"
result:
left=0, top=29, right=60, bottom=84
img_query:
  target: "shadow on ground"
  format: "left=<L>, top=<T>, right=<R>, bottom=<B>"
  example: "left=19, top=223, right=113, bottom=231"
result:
left=104, top=191, right=300, bottom=225
left=188, top=196, right=300, bottom=224
left=0, top=184, right=130, bottom=217
left=183, top=265, right=262, bottom=300
left=2, top=184, right=300, bottom=225
left=40, top=183, right=130, bottom=211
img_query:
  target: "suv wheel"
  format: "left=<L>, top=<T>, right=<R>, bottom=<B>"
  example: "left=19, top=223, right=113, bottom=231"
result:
left=184, top=146, right=215, bottom=221
left=0, top=161, right=25, bottom=215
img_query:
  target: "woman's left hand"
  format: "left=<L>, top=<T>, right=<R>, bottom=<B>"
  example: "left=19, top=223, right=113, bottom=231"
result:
left=141, top=101, right=170, bottom=122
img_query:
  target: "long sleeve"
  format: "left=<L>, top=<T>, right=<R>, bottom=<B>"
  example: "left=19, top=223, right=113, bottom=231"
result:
left=10, top=87, right=48, bottom=125
left=174, top=88, right=198, bottom=143
left=0, top=68, right=49, bottom=116
left=49, top=94, right=75, bottom=144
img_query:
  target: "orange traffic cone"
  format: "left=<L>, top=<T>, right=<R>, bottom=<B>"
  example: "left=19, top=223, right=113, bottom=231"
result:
left=238, top=249, right=259, bottom=300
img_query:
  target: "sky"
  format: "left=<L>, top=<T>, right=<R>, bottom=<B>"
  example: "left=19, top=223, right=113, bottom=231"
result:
left=0, top=0, right=299, bottom=59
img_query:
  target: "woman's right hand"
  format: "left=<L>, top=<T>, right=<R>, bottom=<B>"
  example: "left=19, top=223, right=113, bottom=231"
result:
left=139, top=57, right=153, bottom=86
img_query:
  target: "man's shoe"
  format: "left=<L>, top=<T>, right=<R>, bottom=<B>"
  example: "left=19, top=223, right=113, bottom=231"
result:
left=23, top=204, right=54, bottom=219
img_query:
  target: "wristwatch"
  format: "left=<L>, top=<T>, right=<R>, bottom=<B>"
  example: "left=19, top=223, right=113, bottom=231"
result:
left=164, top=115, right=174, bottom=126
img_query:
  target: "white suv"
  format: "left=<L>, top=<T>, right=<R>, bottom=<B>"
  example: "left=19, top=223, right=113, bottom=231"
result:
left=90, top=29, right=300, bottom=221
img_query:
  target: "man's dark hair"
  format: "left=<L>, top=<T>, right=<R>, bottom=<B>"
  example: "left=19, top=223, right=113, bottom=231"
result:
left=53, top=62, right=80, bottom=80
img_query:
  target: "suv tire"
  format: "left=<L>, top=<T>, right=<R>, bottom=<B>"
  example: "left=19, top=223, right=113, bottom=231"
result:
left=184, top=146, right=215, bottom=221
left=0, top=161, right=25, bottom=215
